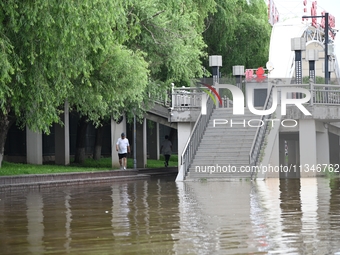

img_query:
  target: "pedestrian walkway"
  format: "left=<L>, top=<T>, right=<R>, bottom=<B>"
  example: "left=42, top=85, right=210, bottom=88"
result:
left=0, top=167, right=178, bottom=190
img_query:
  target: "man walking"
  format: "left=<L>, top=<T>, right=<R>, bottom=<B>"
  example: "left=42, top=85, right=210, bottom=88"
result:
left=116, top=132, right=130, bottom=170
left=161, top=135, right=172, bottom=167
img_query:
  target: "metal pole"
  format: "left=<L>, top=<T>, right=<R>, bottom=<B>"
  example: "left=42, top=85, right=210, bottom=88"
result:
left=133, top=113, right=137, bottom=169
left=325, top=12, right=329, bottom=84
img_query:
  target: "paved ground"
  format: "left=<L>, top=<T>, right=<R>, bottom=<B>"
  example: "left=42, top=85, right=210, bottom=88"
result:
left=0, top=167, right=178, bottom=190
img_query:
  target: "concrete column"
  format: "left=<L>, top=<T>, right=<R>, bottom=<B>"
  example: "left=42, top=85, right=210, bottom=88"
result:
left=26, top=127, right=43, bottom=165
left=267, top=133, right=280, bottom=178
left=176, top=123, right=193, bottom=170
left=136, top=118, right=147, bottom=168
left=147, top=121, right=159, bottom=160
left=329, top=133, right=339, bottom=165
left=287, top=140, right=297, bottom=166
left=279, top=138, right=286, bottom=167
left=299, top=119, right=317, bottom=177
left=156, top=123, right=160, bottom=160
left=55, top=101, right=70, bottom=165
left=284, top=140, right=300, bottom=178
left=316, top=126, right=330, bottom=176
left=111, top=115, right=126, bottom=168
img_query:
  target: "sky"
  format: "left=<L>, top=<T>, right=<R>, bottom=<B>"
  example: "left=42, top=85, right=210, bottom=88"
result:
left=272, top=0, right=340, bottom=60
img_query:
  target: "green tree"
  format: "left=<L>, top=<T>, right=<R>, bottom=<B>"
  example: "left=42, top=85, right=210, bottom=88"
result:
left=203, top=0, right=271, bottom=76
left=0, top=0, right=148, bottom=167
left=126, top=0, right=216, bottom=86
left=71, top=0, right=217, bottom=163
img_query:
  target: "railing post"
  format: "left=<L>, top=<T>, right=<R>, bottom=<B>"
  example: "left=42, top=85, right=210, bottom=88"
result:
left=310, top=80, right=314, bottom=106
left=171, top=83, right=175, bottom=109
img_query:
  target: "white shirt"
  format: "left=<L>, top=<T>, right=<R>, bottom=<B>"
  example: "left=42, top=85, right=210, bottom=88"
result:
left=116, top=138, right=130, bottom=154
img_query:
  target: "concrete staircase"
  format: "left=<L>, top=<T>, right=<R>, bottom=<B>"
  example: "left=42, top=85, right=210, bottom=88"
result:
left=185, top=108, right=260, bottom=180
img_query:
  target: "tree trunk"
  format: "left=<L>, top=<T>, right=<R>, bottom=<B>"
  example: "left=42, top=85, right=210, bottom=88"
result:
left=0, top=109, right=13, bottom=168
left=74, top=116, right=88, bottom=164
left=93, top=126, right=103, bottom=160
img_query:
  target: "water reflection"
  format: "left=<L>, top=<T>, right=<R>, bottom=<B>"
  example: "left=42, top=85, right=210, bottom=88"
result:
left=26, top=192, right=44, bottom=254
left=64, top=191, right=72, bottom=252
left=1, top=177, right=340, bottom=254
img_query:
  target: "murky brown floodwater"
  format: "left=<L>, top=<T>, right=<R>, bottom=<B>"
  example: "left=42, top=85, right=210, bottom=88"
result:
left=1, top=177, right=340, bottom=255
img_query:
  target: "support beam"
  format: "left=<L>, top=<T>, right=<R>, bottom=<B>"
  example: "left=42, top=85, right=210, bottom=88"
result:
left=26, top=127, right=42, bottom=165
left=299, top=119, right=317, bottom=177
left=316, top=125, right=330, bottom=176
left=147, top=121, right=159, bottom=160
left=111, top=115, right=126, bottom=169
left=266, top=132, right=280, bottom=178
left=136, top=118, right=147, bottom=168
left=279, top=138, right=286, bottom=168
left=176, top=122, right=193, bottom=180
left=55, top=101, right=70, bottom=165
left=329, top=132, right=340, bottom=165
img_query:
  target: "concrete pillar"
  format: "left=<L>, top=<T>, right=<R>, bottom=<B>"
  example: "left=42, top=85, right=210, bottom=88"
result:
left=148, top=121, right=159, bottom=160
left=287, top=140, right=297, bottom=166
left=329, top=133, right=339, bottom=165
left=299, top=119, right=317, bottom=177
left=111, top=115, right=126, bottom=168
left=267, top=133, right=280, bottom=178
left=285, top=141, right=300, bottom=178
left=26, top=127, right=42, bottom=165
left=279, top=138, right=286, bottom=167
left=156, top=123, right=160, bottom=160
left=176, top=123, right=193, bottom=170
left=316, top=126, right=330, bottom=176
left=136, top=118, right=147, bottom=168
left=55, top=101, right=70, bottom=165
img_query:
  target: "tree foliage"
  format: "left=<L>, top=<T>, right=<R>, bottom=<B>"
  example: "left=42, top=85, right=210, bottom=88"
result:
left=126, top=0, right=216, bottom=86
left=0, top=0, right=272, bottom=167
left=203, top=0, right=271, bottom=76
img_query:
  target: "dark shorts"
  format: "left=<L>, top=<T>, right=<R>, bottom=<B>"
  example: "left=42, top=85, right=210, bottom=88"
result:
left=118, top=153, right=128, bottom=159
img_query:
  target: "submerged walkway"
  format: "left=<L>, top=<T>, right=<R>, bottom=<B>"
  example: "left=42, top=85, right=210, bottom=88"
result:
left=0, top=167, right=178, bottom=190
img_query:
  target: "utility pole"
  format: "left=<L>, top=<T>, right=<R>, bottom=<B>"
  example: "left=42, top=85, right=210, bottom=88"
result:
left=302, top=12, right=329, bottom=84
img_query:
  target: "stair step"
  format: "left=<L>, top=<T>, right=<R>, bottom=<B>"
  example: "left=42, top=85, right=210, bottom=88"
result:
left=184, top=107, right=263, bottom=180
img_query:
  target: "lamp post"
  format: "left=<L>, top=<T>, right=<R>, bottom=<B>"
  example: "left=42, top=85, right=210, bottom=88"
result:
left=302, top=13, right=329, bottom=84
left=291, top=37, right=306, bottom=99
left=291, top=37, right=306, bottom=85
left=306, top=49, right=319, bottom=84
left=233, top=65, right=245, bottom=90
left=133, top=110, right=137, bottom=169
left=209, top=55, right=222, bottom=85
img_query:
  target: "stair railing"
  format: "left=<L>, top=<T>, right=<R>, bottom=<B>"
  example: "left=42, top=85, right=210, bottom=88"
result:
left=249, top=83, right=275, bottom=179
left=181, top=96, right=214, bottom=177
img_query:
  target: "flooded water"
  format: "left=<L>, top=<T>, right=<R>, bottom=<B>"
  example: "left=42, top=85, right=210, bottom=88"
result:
left=1, top=177, right=340, bottom=254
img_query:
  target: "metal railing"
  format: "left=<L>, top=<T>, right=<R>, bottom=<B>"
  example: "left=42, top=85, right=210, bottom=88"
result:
left=249, top=82, right=340, bottom=179
left=249, top=84, right=275, bottom=179
left=172, top=87, right=202, bottom=108
left=310, top=84, right=340, bottom=105
left=151, top=88, right=172, bottom=108
left=181, top=96, right=214, bottom=177
left=273, top=83, right=340, bottom=106
left=221, top=95, right=233, bottom=108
